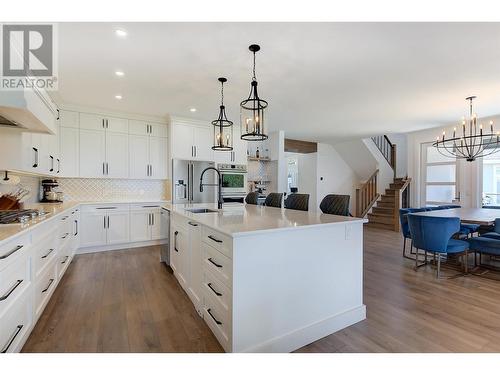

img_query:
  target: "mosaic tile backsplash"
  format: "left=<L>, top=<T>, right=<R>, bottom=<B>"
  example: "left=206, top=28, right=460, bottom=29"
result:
left=58, top=178, right=171, bottom=202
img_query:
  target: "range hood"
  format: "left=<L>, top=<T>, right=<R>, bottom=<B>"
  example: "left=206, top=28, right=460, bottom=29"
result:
left=0, top=88, right=58, bottom=134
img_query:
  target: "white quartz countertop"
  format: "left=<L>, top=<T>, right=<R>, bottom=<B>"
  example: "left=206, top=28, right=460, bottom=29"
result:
left=162, top=203, right=367, bottom=237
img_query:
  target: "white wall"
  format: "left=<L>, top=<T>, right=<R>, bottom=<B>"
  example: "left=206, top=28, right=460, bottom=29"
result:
left=316, top=143, right=358, bottom=213
left=285, top=152, right=318, bottom=208
left=386, top=133, right=408, bottom=178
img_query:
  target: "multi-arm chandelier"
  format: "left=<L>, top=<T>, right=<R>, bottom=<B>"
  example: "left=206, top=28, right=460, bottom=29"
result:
left=212, top=77, right=233, bottom=151
left=240, top=44, right=268, bottom=141
left=433, top=96, right=499, bottom=162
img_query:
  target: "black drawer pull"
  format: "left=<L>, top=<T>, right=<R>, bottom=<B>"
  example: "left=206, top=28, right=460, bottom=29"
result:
left=0, top=279, right=23, bottom=301
left=142, top=205, right=159, bottom=208
left=42, top=278, right=54, bottom=293
left=41, top=248, right=54, bottom=259
left=207, top=283, right=222, bottom=296
left=0, top=245, right=23, bottom=260
left=188, top=221, right=198, bottom=227
left=208, top=235, right=222, bottom=243
left=61, top=255, right=69, bottom=264
left=61, top=215, right=69, bottom=220
left=174, top=231, right=179, bottom=252
left=208, top=258, right=222, bottom=268
left=207, top=308, right=222, bottom=325
left=61, top=233, right=69, bottom=239
left=1, top=325, right=23, bottom=353
left=96, top=207, right=117, bottom=210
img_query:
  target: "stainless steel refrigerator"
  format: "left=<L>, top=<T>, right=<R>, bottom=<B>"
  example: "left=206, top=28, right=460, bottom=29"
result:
left=172, top=159, right=216, bottom=203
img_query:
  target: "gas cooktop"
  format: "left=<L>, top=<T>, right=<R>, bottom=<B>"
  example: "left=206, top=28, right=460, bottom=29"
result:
left=0, top=209, right=42, bottom=224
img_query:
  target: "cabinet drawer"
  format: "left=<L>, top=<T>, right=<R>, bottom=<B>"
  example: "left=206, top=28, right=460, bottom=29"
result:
left=0, top=235, right=30, bottom=271
left=80, top=203, right=130, bottom=213
left=0, top=254, right=30, bottom=316
left=202, top=242, right=232, bottom=287
left=202, top=226, right=232, bottom=259
left=34, top=260, right=57, bottom=319
left=57, top=249, right=71, bottom=280
left=202, top=268, right=231, bottom=319
left=203, top=300, right=230, bottom=352
left=130, top=202, right=162, bottom=211
left=0, top=288, right=32, bottom=353
left=33, top=235, right=57, bottom=278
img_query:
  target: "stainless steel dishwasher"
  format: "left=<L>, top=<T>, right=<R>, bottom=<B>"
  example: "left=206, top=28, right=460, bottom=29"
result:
left=160, top=207, right=170, bottom=264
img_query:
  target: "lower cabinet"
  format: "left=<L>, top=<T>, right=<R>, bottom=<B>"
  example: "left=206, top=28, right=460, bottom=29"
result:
left=129, top=204, right=168, bottom=242
left=79, top=205, right=130, bottom=248
left=170, top=218, right=189, bottom=290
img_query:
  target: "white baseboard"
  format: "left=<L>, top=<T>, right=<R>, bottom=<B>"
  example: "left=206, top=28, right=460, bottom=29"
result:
left=76, top=239, right=167, bottom=254
left=239, top=305, right=366, bottom=353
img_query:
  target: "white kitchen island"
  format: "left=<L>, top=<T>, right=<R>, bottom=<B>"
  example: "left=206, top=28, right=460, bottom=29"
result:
left=163, top=203, right=367, bottom=353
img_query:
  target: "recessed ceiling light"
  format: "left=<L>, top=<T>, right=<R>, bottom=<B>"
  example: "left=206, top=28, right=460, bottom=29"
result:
left=190, top=108, right=197, bottom=112
left=115, top=29, right=127, bottom=37
left=115, top=71, right=124, bottom=77
left=115, top=95, right=123, bottom=100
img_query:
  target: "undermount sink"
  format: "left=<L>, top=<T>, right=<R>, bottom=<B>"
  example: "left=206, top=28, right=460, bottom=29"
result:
left=185, top=208, right=219, bottom=214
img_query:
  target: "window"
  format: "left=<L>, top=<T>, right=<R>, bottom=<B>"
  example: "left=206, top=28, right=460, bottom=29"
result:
left=481, top=153, right=500, bottom=206
left=421, top=143, right=459, bottom=206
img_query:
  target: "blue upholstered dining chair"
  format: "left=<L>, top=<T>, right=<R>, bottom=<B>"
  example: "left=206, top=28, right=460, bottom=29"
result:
left=436, top=204, right=480, bottom=238
left=468, top=236, right=500, bottom=268
left=407, top=214, right=470, bottom=278
left=480, top=218, right=500, bottom=240
left=399, top=207, right=427, bottom=259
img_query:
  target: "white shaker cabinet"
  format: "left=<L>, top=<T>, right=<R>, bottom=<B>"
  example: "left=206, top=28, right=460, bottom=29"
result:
left=149, top=136, right=168, bottom=179
left=106, top=210, right=130, bottom=244
left=80, top=205, right=130, bottom=248
left=79, top=129, right=106, bottom=178
left=129, top=134, right=167, bottom=179
left=129, top=205, right=165, bottom=242
left=129, top=120, right=167, bottom=138
left=171, top=121, right=213, bottom=161
left=59, top=127, right=79, bottom=177
left=105, top=132, right=129, bottom=178
left=80, top=113, right=128, bottom=133
left=79, top=211, right=107, bottom=248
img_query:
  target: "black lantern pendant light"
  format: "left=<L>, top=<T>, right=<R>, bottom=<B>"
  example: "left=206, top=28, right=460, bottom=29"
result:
left=240, top=44, right=268, bottom=141
left=212, top=77, right=233, bottom=151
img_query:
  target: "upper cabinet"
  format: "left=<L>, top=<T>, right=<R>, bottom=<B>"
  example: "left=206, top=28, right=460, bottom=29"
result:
left=79, top=113, right=128, bottom=133
left=171, top=120, right=213, bottom=162
left=129, top=120, right=167, bottom=138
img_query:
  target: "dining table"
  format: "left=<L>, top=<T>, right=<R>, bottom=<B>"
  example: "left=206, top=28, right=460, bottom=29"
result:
left=411, top=207, right=500, bottom=226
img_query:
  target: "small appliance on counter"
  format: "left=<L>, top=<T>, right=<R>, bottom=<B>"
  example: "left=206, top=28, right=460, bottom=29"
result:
left=40, top=179, right=64, bottom=203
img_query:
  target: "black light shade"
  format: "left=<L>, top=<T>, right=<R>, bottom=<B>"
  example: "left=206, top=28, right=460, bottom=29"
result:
left=241, top=44, right=268, bottom=141
left=212, top=77, right=233, bottom=151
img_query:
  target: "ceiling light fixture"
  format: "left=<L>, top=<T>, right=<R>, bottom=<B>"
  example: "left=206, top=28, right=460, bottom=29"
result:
left=240, top=44, right=268, bottom=141
left=433, top=96, right=499, bottom=162
left=212, top=77, right=233, bottom=151
left=190, top=108, right=197, bottom=112
left=115, top=71, right=124, bottom=77
left=115, top=29, right=127, bottom=37
left=115, top=95, right=123, bottom=100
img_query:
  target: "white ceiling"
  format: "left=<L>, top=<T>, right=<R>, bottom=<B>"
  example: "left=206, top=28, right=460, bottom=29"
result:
left=54, top=22, right=500, bottom=143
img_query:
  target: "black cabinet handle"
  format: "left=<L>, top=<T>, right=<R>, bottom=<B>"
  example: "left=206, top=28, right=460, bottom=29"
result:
left=207, top=283, right=222, bottom=297
left=61, top=233, right=69, bottom=239
left=97, top=207, right=117, bottom=210
left=188, top=221, right=198, bottom=227
left=74, top=220, right=78, bottom=235
left=57, top=158, right=60, bottom=173
left=0, top=279, right=23, bottom=301
left=61, top=255, right=69, bottom=264
left=49, top=155, right=54, bottom=172
left=208, top=235, right=222, bottom=243
left=207, top=257, right=222, bottom=268
left=42, top=278, right=54, bottom=293
left=207, top=308, right=222, bottom=325
left=1, top=325, right=23, bottom=353
left=103, top=162, right=105, bottom=175
left=174, top=230, right=179, bottom=252
left=32, top=147, right=38, bottom=168
left=0, top=245, right=23, bottom=260
left=41, top=248, right=54, bottom=259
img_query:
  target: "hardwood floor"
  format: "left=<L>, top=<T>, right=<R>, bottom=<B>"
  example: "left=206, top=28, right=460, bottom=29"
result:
left=24, top=227, right=500, bottom=353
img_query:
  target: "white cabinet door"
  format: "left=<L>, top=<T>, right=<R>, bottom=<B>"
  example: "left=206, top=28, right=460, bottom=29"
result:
left=59, top=110, right=79, bottom=128
left=171, top=123, right=193, bottom=160
left=105, top=132, right=129, bottom=178
left=130, top=210, right=151, bottom=242
left=106, top=117, right=128, bottom=134
left=151, top=209, right=165, bottom=240
left=129, top=135, right=149, bottom=179
left=193, top=125, right=213, bottom=161
left=171, top=223, right=188, bottom=289
left=150, top=122, right=167, bottom=138
left=59, top=127, right=79, bottom=177
left=129, top=120, right=149, bottom=136
left=80, top=212, right=107, bottom=248
left=80, top=113, right=105, bottom=131
left=187, top=221, right=202, bottom=312
left=149, top=137, right=167, bottom=179
left=79, top=129, right=106, bottom=177
left=106, top=211, right=130, bottom=245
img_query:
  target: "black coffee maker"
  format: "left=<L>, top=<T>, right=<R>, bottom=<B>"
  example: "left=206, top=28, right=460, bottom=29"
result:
left=41, top=179, right=63, bottom=203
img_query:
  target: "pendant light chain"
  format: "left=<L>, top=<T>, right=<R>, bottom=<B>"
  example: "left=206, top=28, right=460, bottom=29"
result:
left=252, top=51, right=257, bottom=81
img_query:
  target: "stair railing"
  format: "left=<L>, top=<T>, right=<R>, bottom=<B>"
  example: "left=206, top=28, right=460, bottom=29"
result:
left=393, top=177, right=411, bottom=231
left=356, top=169, right=380, bottom=218
left=371, top=135, right=396, bottom=179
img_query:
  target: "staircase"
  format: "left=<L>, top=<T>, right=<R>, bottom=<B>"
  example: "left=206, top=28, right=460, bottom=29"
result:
left=355, top=135, right=411, bottom=231
left=367, top=177, right=410, bottom=231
